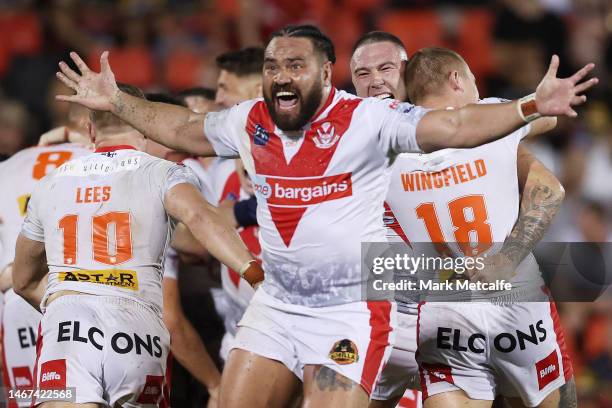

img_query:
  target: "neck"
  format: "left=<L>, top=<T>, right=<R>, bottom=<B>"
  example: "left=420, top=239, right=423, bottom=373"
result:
left=315, top=85, right=333, bottom=115
left=94, top=131, right=146, bottom=152
left=418, top=93, right=461, bottom=110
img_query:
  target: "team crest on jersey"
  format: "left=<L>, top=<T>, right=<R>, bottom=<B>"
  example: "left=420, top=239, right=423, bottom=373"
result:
left=252, top=124, right=269, bottom=146
left=313, top=122, right=340, bottom=149
left=329, top=339, right=359, bottom=364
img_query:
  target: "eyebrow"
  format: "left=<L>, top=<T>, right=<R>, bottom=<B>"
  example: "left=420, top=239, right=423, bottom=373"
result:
left=264, top=57, right=305, bottom=63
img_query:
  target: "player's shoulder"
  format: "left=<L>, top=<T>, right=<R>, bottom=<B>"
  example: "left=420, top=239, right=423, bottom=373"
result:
left=478, top=97, right=511, bottom=105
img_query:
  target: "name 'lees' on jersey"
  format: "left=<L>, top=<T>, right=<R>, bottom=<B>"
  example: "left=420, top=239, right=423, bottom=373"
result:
left=20, top=147, right=200, bottom=313
left=204, top=88, right=428, bottom=306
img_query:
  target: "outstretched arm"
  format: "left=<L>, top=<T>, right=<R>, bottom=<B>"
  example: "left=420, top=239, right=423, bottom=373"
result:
left=416, top=56, right=597, bottom=152
left=164, top=183, right=263, bottom=287
left=56, top=52, right=215, bottom=156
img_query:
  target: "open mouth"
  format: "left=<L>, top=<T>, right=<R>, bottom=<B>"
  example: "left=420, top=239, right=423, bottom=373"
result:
left=275, top=91, right=299, bottom=110
left=374, top=92, right=394, bottom=100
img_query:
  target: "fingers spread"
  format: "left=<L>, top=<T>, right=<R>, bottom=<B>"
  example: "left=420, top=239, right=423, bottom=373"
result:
left=59, top=61, right=81, bottom=82
left=70, top=51, right=91, bottom=74
left=574, top=77, right=598, bottom=94
left=570, top=63, right=595, bottom=84
left=55, top=94, right=79, bottom=103
left=546, top=54, right=559, bottom=77
left=56, top=72, right=77, bottom=90
left=570, top=95, right=587, bottom=106
left=100, top=50, right=111, bottom=73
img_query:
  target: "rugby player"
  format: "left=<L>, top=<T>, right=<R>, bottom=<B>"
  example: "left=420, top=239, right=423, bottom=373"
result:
left=54, top=24, right=596, bottom=407
left=0, top=136, right=90, bottom=408
left=12, top=84, right=262, bottom=407
left=385, top=47, right=573, bottom=408
left=350, top=32, right=575, bottom=408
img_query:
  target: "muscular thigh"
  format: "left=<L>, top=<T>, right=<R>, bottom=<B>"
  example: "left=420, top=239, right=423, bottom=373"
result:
left=220, top=349, right=300, bottom=408
left=302, top=365, right=369, bottom=408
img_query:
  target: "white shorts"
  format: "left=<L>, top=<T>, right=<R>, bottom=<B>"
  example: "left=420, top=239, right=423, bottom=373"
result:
left=232, top=288, right=396, bottom=395
left=417, top=296, right=572, bottom=407
left=371, top=312, right=420, bottom=401
left=1, top=290, right=41, bottom=408
left=33, top=295, right=171, bottom=407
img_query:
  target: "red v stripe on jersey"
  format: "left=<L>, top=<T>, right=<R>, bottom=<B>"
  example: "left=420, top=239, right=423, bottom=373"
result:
left=247, top=91, right=362, bottom=246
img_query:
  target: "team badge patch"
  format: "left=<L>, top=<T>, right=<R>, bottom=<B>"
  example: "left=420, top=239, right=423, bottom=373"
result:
left=59, top=269, right=139, bottom=290
left=313, top=122, right=340, bottom=149
left=329, top=339, right=359, bottom=364
left=253, top=124, right=269, bottom=146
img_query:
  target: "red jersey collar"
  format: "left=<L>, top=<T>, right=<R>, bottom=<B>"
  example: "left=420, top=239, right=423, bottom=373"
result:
left=95, top=145, right=137, bottom=153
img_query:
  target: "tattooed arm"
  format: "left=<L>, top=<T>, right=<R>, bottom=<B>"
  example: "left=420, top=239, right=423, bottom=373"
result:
left=501, top=145, right=565, bottom=263
left=468, top=145, right=564, bottom=282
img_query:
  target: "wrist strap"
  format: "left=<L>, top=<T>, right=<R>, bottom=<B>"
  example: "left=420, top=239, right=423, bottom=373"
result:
left=517, top=93, right=541, bottom=123
left=239, top=260, right=264, bottom=287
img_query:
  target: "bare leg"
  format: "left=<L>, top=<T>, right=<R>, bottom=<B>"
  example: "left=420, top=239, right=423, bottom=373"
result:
left=302, top=365, right=369, bottom=408
left=219, top=349, right=300, bottom=408
left=424, top=390, right=493, bottom=408
left=369, top=395, right=403, bottom=408
left=505, top=388, right=561, bottom=408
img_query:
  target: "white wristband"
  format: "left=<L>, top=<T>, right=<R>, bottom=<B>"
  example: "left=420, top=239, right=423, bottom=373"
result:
left=517, top=93, right=541, bottom=123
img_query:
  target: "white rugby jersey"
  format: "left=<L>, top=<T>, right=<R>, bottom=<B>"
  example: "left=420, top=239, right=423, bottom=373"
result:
left=385, top=99, right=544, bottom=308
left=204, top=88, right=428, bottom=306
left=21, top=146, right=200, bottom=313
left=0, top=144, right=91, bottom=271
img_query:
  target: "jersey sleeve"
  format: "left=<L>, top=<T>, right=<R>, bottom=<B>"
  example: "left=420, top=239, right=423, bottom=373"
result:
left=375, top=99, right=430, bottom=154
left=163, top=163, right=202, bottom=196
left=204, top=101, right=253, bottom=158
left=163, top=247, right=179, bottom=280
left=20, top=181, right=45, bottom=242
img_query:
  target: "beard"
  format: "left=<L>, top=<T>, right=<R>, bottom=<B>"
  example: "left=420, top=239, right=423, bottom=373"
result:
left=264, top=77, right=324, bottom=132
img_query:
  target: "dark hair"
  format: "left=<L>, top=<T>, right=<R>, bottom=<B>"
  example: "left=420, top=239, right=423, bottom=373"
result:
left=216, top=47, right=265, bottom=77
left=145, top=93, right=185, bottom=107
left=352, top=31, right=407, bottom=57
left=176, top=87, right=216, bottom=102
left=91, top=83, right=145, bottom=129
left=405, top=47, right=466, bottom=104
left=267, top=24, right=335, bottom=64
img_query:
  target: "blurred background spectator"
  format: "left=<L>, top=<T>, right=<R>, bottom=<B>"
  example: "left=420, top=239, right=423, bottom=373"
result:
left=0, top=0, right=610, bottom=406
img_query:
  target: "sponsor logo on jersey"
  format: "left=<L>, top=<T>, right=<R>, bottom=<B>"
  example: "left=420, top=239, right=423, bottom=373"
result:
left=57, top=156, right=141, bottom=177
left=253, top=173, right=352, bottom=206
left=313, top=122, right=340, bottom=149
left=329, top=339, right=359, bottom=364
left=57, top=320, right=164, bottom=357
left=253, top=124, right=270, bottom=146
left=136, top=375, right=164, bottom=404
left=535, top=350, right=560, bottom=390
left=17, top=194, right=31, bottom=217
left=58, top=269, right=139, bottom=290
left=422, top=362, right=454, bottom=385
left=436, top=320, right=547, bottom=354
left=12, top=366, right=34, bottom=389
left=39, top=359, right=66, bottom=388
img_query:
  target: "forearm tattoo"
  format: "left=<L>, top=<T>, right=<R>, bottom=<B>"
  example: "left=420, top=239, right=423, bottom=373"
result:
left=558, top=377, right=577, bottom=408
left=501, top=183, right=563, bottom=265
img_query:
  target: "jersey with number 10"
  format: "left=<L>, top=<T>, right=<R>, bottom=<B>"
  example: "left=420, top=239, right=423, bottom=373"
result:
left=21, top=147, right=200, bottom=313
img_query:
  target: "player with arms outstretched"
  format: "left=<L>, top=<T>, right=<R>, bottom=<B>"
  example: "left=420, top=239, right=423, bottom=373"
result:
left=53, top=24, right=595, bottom=408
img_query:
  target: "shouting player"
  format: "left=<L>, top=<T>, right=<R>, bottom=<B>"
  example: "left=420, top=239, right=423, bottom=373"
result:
left=54, top=24, right=595, bottom=407
left=0, top=107, right=91, bottom=407
left=386, top=48, right=573, bottom=408
left=350, top=33, right=575, bottom=408
left=11, top=83, right=262, bottom=407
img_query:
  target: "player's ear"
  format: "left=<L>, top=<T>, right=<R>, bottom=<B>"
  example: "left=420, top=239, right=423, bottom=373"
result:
left=322, top=61, right=333, bottom=87
left=449, top=70, right=462, bottom=92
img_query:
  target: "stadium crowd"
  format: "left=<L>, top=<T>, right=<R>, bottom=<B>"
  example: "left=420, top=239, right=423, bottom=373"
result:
left=0, top=0, right=610, bottom=407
